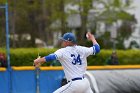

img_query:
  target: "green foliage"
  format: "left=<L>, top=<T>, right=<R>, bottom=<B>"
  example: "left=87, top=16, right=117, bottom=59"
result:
left=0, top=48, right=6, bottom=53
left=88, top=49, right=140, bottom=65
left=113, top=0, right=121, bottom=7
left=9, top=48, right=57, bottom=66
left=0, top=0, right=6, bottom=4
left=1, top=0, right=136, bottom=49
left=1, top=48, right=140, bottom=66
left=96, top=0, right=136, bottom=49
left=0, top=8, right=6, bottom=47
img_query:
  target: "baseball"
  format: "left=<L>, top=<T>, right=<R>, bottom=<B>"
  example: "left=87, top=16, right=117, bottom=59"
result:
left=86, top=33, right=89, bottom=38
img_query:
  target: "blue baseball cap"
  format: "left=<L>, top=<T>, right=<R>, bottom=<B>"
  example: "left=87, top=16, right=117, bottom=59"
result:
left=60, top=32, right=76, bottom=43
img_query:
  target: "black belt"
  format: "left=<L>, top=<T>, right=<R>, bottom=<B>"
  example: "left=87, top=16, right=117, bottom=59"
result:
left=68, top=77, right=84, bottom=82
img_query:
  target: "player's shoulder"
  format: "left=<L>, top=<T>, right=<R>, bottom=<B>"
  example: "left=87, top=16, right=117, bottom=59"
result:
left=55, top=47, right=66, bottom=53
left=76, top=45, right=88, bottom=49
left=77, top=45, right=92, bottom=52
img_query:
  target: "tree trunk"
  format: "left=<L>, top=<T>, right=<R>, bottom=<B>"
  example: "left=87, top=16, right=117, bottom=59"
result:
left=29, top=12, right=36, bottom=47
left=60, top=0, right=66, bottom=35
left=77, top=0, right=92, bottom=45
left=11, top=0, right=16, bottom=48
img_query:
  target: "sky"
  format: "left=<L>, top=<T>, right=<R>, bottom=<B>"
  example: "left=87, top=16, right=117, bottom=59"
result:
left=124, top=0, right=140, bottom=48
left=133, top=0, right=140, bottom=25
left=128, top=0, right=140, bottom=26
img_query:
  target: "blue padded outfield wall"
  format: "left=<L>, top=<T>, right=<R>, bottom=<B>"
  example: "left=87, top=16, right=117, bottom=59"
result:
left=0, top=66, right=140, bottom=93
left=11, top=70, right=36, bottom=93
left=0, top=70, right=9, bottom=93
left=0, top=68, right=64, bottom=93
left=39, top=70, right=64, bottom=93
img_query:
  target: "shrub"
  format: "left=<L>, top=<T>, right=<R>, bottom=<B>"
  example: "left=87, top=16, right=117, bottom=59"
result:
left=0, top=48, right=140, bottom=66
left=88, top=49, right=140, bottom=65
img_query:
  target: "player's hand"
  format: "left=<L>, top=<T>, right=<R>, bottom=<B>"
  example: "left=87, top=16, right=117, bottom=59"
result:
left=33, top=56, right=42, bottom=68
left=86, top=32, right=95, bottom=41
left=86, top=32, right=97, bottom=44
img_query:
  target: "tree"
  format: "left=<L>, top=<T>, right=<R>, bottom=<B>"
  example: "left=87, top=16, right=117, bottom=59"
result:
left=9, top=0, right=71, bottom=47
left=9, top=0, right=44, bottom=47
left=78, top=0, right=93, bottom=45
left=0, top=3, right=6, bottom=47
left=7, top=0, right=136, bottom=48
left=0, top=0, right=6, bottom=4
left=94, top=0, right=136, bottom=49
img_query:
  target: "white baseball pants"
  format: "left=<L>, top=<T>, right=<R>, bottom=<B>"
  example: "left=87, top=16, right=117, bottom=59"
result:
left=53, top=78, right=93, bottom=93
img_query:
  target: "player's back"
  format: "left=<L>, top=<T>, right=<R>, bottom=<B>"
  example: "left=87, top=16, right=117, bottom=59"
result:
left=55, top=45, right=93, bottom=80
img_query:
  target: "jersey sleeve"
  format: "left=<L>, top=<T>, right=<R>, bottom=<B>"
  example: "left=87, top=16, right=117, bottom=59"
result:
left=54, top=49, right=63, bottom=60
left=83, top=44, right=100, bottom=57
left=83, top=47, right=94, bottom=57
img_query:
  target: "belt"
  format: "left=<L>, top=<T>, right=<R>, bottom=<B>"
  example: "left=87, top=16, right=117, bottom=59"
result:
left=68, top=77, right=84, bottom=82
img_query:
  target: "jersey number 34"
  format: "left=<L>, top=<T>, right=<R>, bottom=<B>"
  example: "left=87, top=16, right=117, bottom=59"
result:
left=71, top=54, right=82, bottom=65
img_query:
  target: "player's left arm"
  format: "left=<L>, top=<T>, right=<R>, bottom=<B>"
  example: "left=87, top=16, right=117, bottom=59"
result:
left=34, top=54, right=57, bottom=67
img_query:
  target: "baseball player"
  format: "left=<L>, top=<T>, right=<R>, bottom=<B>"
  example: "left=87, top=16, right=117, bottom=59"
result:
left=34, top=32, right=100, bottom=93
